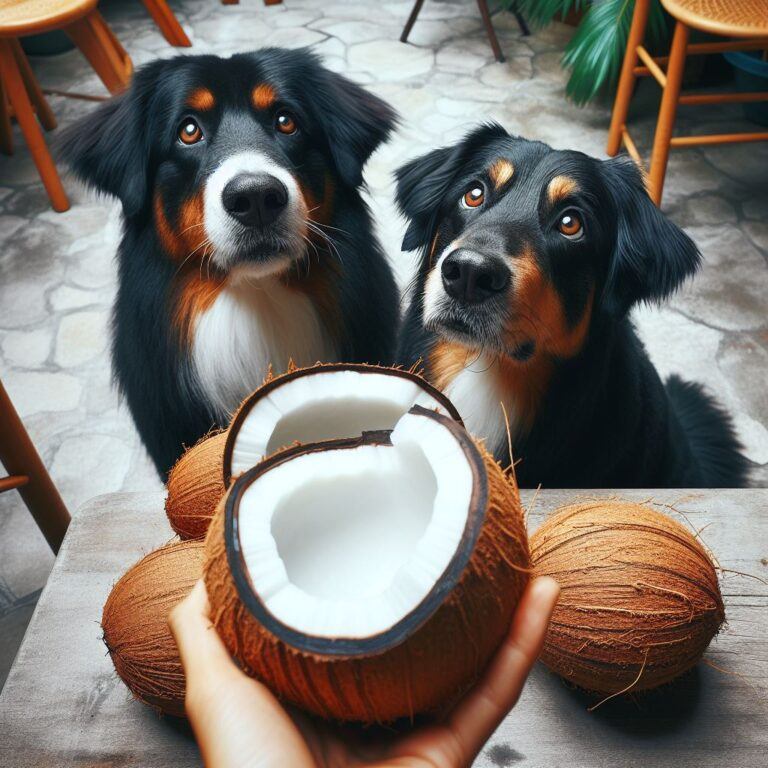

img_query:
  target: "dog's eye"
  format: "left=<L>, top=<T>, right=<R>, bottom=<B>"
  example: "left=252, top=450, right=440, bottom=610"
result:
left=462, top=183, right=485, bottom=209
left=558, top=211, right=583, bottom=240
left=275, top=111, right=297, bottom=135
left=178, top=118, right=203, bottom=145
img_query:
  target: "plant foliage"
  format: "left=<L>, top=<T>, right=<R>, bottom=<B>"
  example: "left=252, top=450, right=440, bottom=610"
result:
left=503, top=0, right=669, bottom=104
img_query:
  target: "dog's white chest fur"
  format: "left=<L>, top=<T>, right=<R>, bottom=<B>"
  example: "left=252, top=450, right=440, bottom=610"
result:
left=442, top=359, right=517, bottom=456
left=191, top=278, right=338, bottom=420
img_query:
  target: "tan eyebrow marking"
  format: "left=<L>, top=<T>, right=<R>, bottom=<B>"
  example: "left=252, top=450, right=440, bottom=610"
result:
left=252, top=83, right=277, bottom=110
left=186, top=87, right=215, bottom=111
left=488, top=158, right=514, bottom=190
left=547, top=175, right=578, bottom=205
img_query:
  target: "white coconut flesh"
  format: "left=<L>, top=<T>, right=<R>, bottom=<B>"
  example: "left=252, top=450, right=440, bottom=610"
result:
left=233, top=409, right=479, bottom=641
left=229, top=369, right=455, bottom=478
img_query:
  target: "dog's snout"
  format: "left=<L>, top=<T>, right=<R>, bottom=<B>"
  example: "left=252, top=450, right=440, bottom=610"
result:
left=441, top=250, right=510, bottom=304
left=222, top=173, right=288, bottom=228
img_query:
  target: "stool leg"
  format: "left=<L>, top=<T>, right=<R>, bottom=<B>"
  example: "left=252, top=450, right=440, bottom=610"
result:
left=10, top=40, right=56, bottom=131
left=401, top=0, right=426, bottom=43
left=0, top=381, right=70, bottom=554
left=141, top=0, right=192, bottom=47
left=476, top=0, right=505, bottom=62
left=263, top=0, right=283, bottom=5
left=648, top=21, right=689, bottom=206
left=65, top=12, right=132, bottom=95
left=0, top=79, right=12, bottom=155
left=0, top=40, right=68, bottom=212
left=607, top=0, right=651, bottom=156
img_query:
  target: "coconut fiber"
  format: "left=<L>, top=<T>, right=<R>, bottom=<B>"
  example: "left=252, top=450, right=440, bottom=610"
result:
left=102, top=539, right=205, bottom=716
left=165, top=431, right=227, bottom=539
left=204, top=441, right=530, bottom=724
left=531, top=500, right=725, bottom=695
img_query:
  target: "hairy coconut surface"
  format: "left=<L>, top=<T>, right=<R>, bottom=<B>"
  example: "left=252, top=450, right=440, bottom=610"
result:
left=165, top=363, right=461, bottom=540
left=204, top=409, right=529, bottom=723
left=531, top=501, right=725, bottom=695
left=102, top=539, right=204, bottom=716
left=165, top=431, right=227, bottom=539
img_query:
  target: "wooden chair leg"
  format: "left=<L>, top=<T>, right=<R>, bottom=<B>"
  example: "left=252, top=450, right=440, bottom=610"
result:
left=0, top=79, right=12, bottom=156
left=64, top=11, right=132, bottom=95
left=221, top=0, right=239, bottom=4
left=10, top=40, right=56, bottom=132
left=263, top=0, right=283, bottom=5
left=648, top=21, right=689, bottom=206
left=141, top=0, right=192, bottom=47
left=0, top=381, right=71, bottom=554
left=401, top=0, right=426, bottom=43
left=607, top=0, right=651, bottom=156
left=0, top=40, right=68, bottom=212
left=476, top=0, right=505, bottom=62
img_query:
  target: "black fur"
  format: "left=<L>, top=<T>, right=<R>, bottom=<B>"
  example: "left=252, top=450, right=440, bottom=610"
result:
left=59, top=49, right=399, bottom=476
left=396, top=125, right=748, bottom=488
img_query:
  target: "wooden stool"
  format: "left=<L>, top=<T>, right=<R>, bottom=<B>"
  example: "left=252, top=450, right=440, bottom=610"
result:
left=0, top=1, right=134, bottom=211
left=607, top=0, right=768, bottom=206
left=0, top=379, right=70, bottom=554
left=401, top=0, right=529, bottom=63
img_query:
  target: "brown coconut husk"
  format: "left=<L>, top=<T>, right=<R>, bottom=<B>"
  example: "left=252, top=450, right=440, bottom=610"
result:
left=165, top=362, right=462, bottom=540
left=165, top=431, right=227, bottom=539
left=203, top=427, right=530, bottom=724
left=531, top=500, right=725, bottom=696
left=102, top=539, right=205, bottom=717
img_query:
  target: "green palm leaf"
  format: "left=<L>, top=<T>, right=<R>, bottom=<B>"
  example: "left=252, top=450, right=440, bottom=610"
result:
left=513, top=0, right=589, bottom=28
left=563, top=0, right=667, bottom=104
left=501, top=0, right=668, bottom=104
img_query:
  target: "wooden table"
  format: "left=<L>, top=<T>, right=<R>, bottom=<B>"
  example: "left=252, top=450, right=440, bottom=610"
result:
left=0, top=489, right=766, bottom=767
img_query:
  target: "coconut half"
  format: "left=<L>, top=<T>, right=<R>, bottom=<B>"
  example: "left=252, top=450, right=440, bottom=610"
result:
left=166, top=364, right=461, bottom=539
left=205, top=405, right=530, bottom=722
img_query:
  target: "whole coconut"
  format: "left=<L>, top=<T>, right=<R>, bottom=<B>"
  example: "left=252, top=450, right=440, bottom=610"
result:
left=204, top=407, right=530, bottom=723
left=166, top=431, right=227, bottom=539
left=531, top=500, right=725, bottom=695
left=102, top=539, right=204, bottom=716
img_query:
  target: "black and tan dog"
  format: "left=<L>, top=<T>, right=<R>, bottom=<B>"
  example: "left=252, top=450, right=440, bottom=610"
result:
left=61, top=49, right=399, bottom=476
left=396, top=124, right=747, bottom=488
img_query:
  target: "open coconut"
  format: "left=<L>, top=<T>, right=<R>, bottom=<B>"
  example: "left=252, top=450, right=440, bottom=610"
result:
left=204, top=405, right=530, bottom=723
left=102, top=539, right=204, bottom=717
left=531, top=501, right=725, bottom=696
left=166, top=364, right=461, bottom=539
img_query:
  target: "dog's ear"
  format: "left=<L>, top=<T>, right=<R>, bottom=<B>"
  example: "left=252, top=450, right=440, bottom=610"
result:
left=600, top=157, right=701, bottom=315
left=307, top=67, right=398, bottom=189
left=57, top=63, right=163, bottom=217
left=395, top=146, right=459, bottom=252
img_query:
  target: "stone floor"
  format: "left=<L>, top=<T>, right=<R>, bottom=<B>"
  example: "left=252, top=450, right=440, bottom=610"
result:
left=1, top=0, right=766, bottom=692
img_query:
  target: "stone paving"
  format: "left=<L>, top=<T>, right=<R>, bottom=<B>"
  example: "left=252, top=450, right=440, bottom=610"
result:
left=1, top=0, right=766, bottom=692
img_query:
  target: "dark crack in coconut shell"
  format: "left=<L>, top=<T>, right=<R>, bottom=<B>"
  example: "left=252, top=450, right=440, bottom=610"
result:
left=166, top=363, right=461, bottom=539
left=204, top=406, right=529, bottom=723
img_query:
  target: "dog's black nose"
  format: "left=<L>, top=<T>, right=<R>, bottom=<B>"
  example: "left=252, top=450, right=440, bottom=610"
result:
left=222, top=173, right=288, bottom=228
left=441, top=251, right=510, bottom=304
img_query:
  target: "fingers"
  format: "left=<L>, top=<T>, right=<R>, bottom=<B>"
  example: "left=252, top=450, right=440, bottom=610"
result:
left=444, top=576, right=560, bottom=763
left=168, top=580, right=237, bottom=680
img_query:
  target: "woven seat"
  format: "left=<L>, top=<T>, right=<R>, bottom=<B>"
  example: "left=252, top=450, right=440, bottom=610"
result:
left=607, top=0, right=768, bottom=205
left=0, top=0, right=97, bottom=37
left=661, top=0, right=768, bottom=39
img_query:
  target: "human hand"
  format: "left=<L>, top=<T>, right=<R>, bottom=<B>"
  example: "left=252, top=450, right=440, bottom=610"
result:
left=169, top=576, right=559, bottom=768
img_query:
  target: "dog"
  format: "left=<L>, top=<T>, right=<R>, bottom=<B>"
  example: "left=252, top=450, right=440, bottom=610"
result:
left=396, top=124, right=748, bottom=488
left=60, top=48, right=399, bottom=476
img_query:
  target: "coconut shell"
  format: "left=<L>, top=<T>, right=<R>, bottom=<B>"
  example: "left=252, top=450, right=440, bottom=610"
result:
left=204, top=436, right=530, bottom=724
left=102, top=539, right=205, bottom=716
left=165, top=431, right=227, bottom=539
left=531, top=500, right=725, bottom=695
left=165, top=363, right=462, bottom=540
